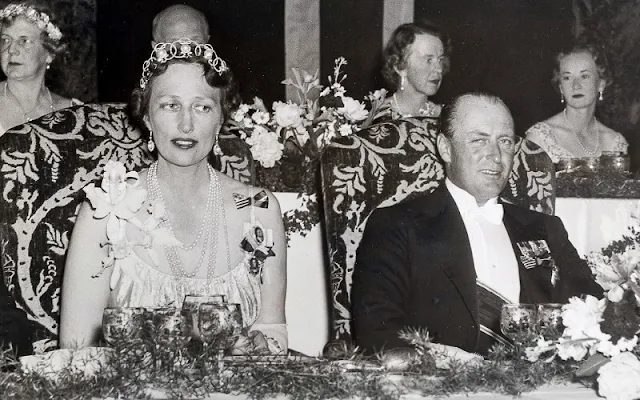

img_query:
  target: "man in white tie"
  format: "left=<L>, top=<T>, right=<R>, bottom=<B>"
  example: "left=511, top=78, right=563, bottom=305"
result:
left=151, top=4, right=210, bottom=46
left=352, top=92, right=602, bottom=355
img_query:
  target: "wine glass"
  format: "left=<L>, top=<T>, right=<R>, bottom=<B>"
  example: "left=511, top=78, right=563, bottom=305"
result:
left=148, top=307, right=192, bottom=369
left=102, top=307, right=145, bottom=346
left=500, top=303, right=538, bottom=344
left=198, top=302, right=240, bottom=369
left=182, top=294, right=227, bottom=340
left=537, top=303, right=564, bottom=340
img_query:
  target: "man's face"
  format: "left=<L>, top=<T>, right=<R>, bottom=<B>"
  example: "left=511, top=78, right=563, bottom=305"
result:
left=438, top=97, right=516, bottom=205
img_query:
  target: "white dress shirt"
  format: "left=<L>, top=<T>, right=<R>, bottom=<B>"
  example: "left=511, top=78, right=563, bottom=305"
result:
left=445, top=179, right=520, bottom=304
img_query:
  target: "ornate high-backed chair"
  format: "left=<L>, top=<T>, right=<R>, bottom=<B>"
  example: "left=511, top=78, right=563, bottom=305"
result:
left=502, top=138, right=556, bottom=215
left=320, top=117, right=445, bottom=343
left=0, top=103, right=252, bottom=352
left=320, top=124, right=556, bottom=344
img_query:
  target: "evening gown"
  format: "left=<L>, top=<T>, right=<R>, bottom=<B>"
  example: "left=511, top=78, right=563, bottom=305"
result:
left=108, top=246, right=262, bottom=328
left=525, top=122, right=628, bottom=164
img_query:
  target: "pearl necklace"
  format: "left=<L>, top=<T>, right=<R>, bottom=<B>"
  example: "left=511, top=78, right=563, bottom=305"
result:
left=392, top=93, right=438, bottom=118
left=147, top=162, right=231, bottom=296
left=3, top=82, right=54, bottom=122
left=563, top=108, right=600, bottom=156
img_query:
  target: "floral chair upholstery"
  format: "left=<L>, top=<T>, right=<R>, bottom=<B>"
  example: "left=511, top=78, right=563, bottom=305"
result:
left=502, top=138, right=556, bottom=215
left=320, top=121, right=556, bottom=345
left=0, top=103, right=251, bottom=352
left=320, top=117, right=445, bottom=344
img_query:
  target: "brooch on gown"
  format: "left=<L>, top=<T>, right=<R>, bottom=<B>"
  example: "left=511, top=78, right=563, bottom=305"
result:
left=240, top=222, right=275, bottom=283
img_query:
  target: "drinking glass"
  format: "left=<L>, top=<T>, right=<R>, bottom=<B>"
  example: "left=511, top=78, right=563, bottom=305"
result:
left=102, top=307, right=145, bottom=346
left=182, top=294, right=227, bottom=340
left=500, top=303, right=537, bottom=344
left=149, top=307, right=192, bottom=347
left=198, top=302, right=242, bottom=369
left=537, top=303, right=564, bottom=340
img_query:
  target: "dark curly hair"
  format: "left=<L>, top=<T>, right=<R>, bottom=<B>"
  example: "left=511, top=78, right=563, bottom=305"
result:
left=130, top=55, right=241, bottom=134
left=381, top=21, right=452, bottom=92
left=0, top=0, right=66, bottom=56
left=551, top=40, right=613, bottom=93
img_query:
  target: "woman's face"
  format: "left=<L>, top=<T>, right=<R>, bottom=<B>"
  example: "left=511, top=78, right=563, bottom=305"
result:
left=558, top=51, right=605, bottom=109
left=144, top=62, right=223, bottom=168
left=398, top=33, right=445, bottom=97
left=0, top=16, right=52, bottom=80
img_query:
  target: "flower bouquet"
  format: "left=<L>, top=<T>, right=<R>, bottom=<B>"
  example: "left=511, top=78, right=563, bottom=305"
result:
left=228, top=57, right=389, bottom=180
left=226, top=58, right=390, bottom=237
left=524, top=241, right=640, bottom=400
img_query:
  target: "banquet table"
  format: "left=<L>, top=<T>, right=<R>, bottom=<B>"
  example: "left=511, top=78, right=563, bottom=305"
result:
left=118, top=381, right=600, bottom=400
left=554, top=175, right=640, bottom=257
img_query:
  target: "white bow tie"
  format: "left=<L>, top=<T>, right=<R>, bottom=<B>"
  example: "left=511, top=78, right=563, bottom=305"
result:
left=467, top=202, right=504, bottom=225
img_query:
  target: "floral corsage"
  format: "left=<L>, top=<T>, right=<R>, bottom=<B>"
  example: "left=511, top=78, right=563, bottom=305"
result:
left=83, top=161, right=180, bottom=282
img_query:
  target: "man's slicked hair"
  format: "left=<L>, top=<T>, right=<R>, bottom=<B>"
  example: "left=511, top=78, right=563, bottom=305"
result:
left=439, top=92, right=510, bottom=139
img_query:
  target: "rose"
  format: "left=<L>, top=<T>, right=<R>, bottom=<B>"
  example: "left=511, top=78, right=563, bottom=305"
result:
left=246, top=126, right=284, bottom=168
left=272, top=101, right=303, bottom=128
left=597, top=352, right=640, bottom=400
left=338, top=96, right=368, bottom=122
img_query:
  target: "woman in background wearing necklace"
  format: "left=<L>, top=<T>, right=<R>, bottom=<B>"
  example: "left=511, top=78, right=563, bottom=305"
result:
left=525, top=41, right=627, bottom=164
left=60, top=39, right=287, bottom=354
left=0, top=2, right=79, bottom=136
left=380, top=22, right=450, bottom=120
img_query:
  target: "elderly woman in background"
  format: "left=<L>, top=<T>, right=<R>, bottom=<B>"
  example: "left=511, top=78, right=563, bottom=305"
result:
left=525, top=42, right=628, bottom=164
left=381, top=22, right=450, bottom=119
left=0, top=2, right=79, bottom=136
left=60, top=39, right=288, bottom=354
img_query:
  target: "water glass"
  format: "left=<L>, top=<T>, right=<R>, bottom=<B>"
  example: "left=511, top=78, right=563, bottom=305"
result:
left=584, top=157, right=601, bottom=173
left=182, top=294, right=227, bottom=340
left=149, top=307, right=192, bottom=347
left=102, top=307, right=145, bottom=346
left=537, top=303, right=564, bottom=340
left=500, top=303, right=537, bottom=343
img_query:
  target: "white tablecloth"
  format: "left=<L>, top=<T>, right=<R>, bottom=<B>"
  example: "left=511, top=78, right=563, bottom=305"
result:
left=275, top=193, right=329, bottom=357
left=555, top=197, right=640, bottom=258
left=144, top=382, right=599, bottom=400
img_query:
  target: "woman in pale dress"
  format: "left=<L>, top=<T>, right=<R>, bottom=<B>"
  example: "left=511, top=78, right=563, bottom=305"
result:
left=59, top=39, right=287, bottom=354
left=380, top=22, right=450, bottom=119
left=0, top=1, right=80, bottom=136
left=525, top=42, right=628, bottom=164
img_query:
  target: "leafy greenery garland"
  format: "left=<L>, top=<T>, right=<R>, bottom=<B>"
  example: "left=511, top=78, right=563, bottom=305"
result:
left=0, top=329, right=586, bottom=400
left=556, top=170, right=640, bottom=198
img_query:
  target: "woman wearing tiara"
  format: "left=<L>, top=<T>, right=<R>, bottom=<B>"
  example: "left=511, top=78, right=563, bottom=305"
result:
left=525, top=41, right=628, bottom=165
left=60, top=39, right=288, bottom=354
left=380, top=22, right=450, bottom=120
left=0, top=1, right=79, bottom=136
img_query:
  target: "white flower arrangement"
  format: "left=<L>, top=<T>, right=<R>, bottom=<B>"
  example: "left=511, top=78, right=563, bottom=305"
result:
left=0, top=3, right=62, bottom=41
left=525, top=242, right=640, bottom=400
left=228, top=57, right=390, bottom=169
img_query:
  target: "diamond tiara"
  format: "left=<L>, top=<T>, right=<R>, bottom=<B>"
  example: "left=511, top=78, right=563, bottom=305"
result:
left=139, top=39, right=229, bottom=89
left=0, top=3, right=62, bottom=41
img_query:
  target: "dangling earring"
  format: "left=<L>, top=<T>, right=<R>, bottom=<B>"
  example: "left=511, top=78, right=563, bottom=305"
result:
left=599, top=90, right=604, bottom=101
left=46, top=64, right=50, bottom=70
left=147, top=130, right=155, bottom=152
left=561, top=95, right=564, bottom=104
left=400, top=76, right=405, bottom=91
left=213, top=131, right=223, bottom=156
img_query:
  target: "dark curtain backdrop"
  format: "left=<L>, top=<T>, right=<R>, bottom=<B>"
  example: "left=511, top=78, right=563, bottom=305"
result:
left=415, top=0, right=574, bottom=135
left=320, top=0, right=384, bottom=101
left=96, top=0, right=573, bottom=135
left=97, top=0, right=285, bottom=105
